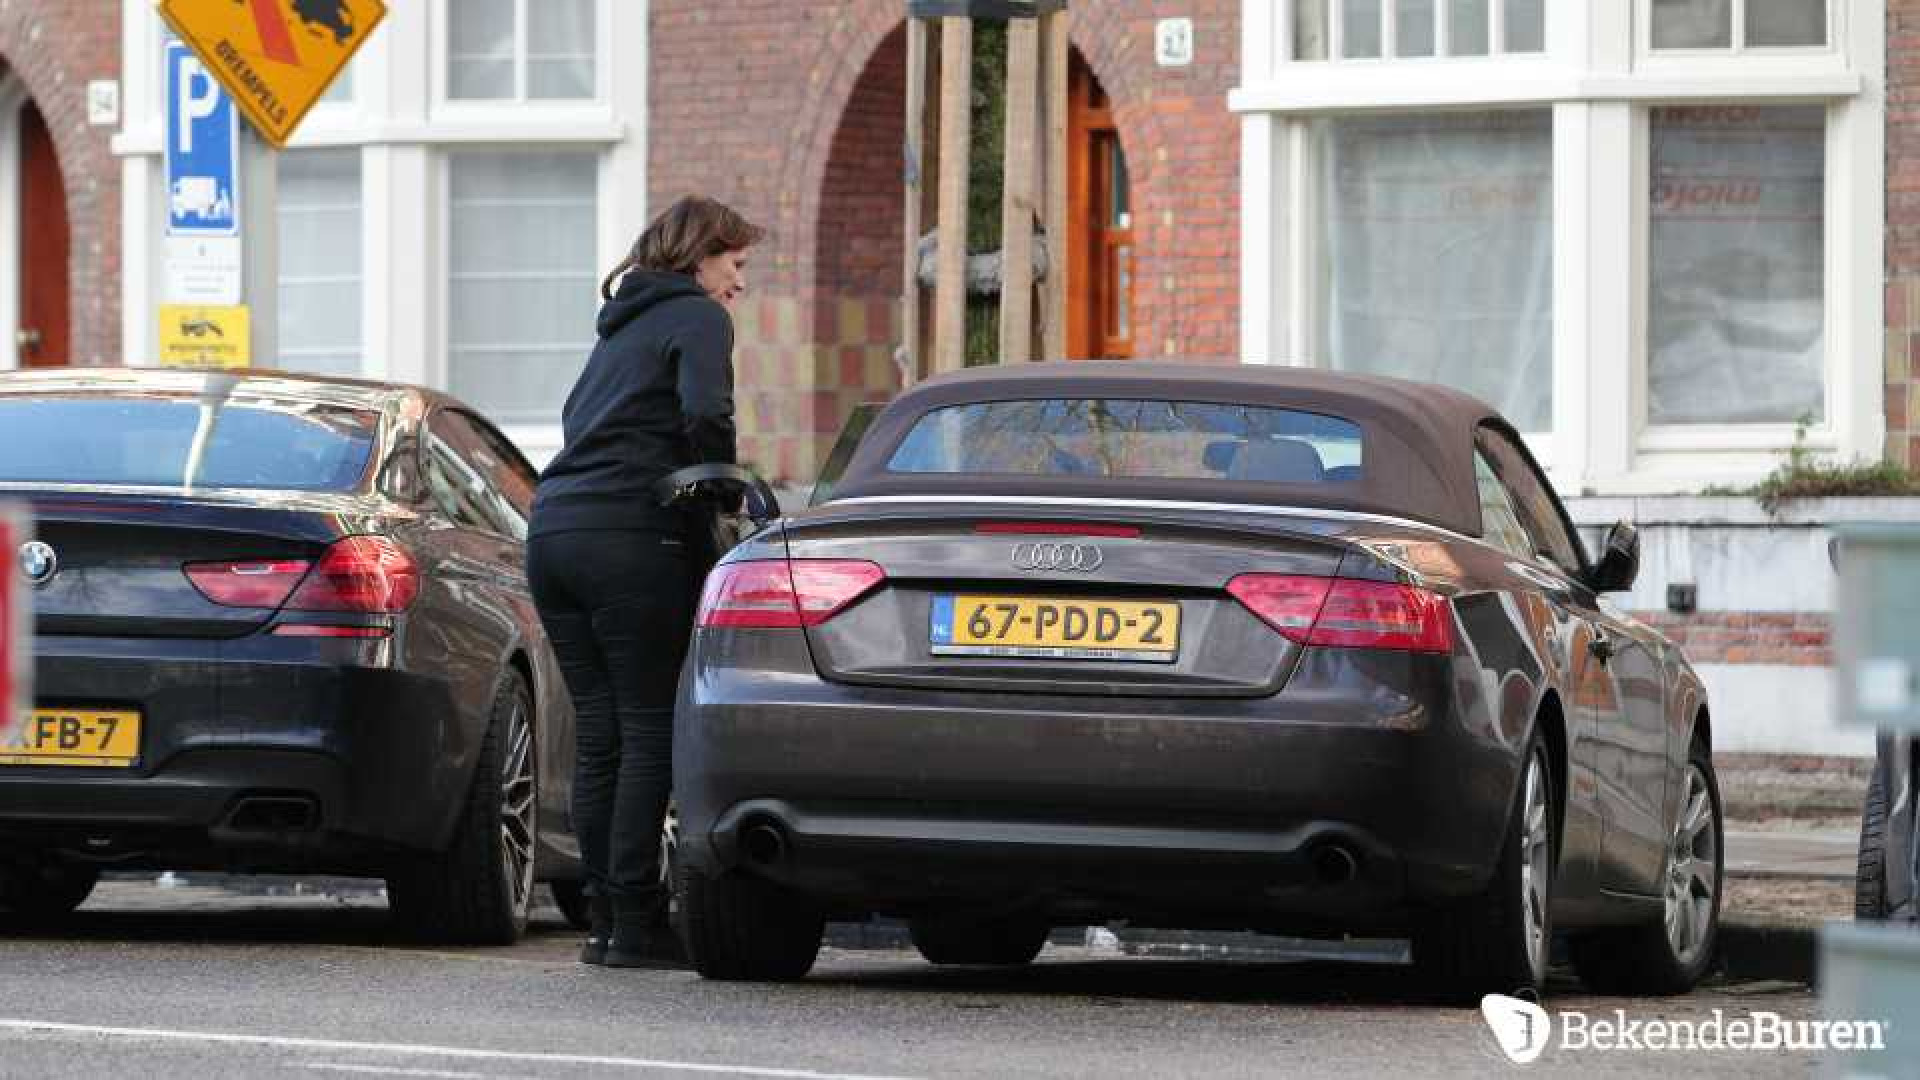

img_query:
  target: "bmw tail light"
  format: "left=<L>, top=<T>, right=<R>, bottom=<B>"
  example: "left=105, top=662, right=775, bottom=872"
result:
left=186, top=560, right=313, bottom=609
left=283, top=536, right=420, bottom=614
left=1227, top=574, right=1452, bottom=654
left=699, top=559, right=885, bottom=628
left=270, top=624, right=391, bottom=639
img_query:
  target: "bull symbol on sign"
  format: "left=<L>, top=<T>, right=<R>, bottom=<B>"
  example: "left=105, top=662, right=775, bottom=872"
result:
left=291, top=0, right=356, bottom=46
left=229, top=0, right=356, bottom=47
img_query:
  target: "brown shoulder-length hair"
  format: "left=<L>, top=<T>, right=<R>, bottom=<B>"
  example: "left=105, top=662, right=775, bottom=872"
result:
left=601, top=195, right=766, bottom=300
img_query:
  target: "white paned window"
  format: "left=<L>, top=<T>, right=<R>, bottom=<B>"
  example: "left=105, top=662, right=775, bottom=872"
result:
left=1650, top=0, right=1828, bottom=50
left=277, top=149, right=363, bottom=377
left=1747, top=0, right=1828, bottom=46
left=447, top=0, right=597, bottom=102
left=1239, top=1, right=1881, bottom=491
left=1449, top=0, right=1490, bottom=55
left=1292, top=0, right=1540, bottom=61
left=446, top=152, right=598, bottom=426
left=527, top=0, right=597, bottom=99
left=1296, top=0, right=1330, bottom=60
left=1647, top=106, right=1826, bottom=426
left=1317, top=111, right=1554, bottom=432
left=1396, top=0, right=1436, bottom=56
left=1344, top=0, right=1383, bottom=58
left=1502, top=0, right=1545, bottom=51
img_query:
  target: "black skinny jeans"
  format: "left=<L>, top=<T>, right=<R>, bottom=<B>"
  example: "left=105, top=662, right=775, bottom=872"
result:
left=527, top=529, right=693, bottom=907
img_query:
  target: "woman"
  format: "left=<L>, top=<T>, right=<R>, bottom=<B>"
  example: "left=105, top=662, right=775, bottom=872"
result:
left=528, top=195, right=762, bottom=967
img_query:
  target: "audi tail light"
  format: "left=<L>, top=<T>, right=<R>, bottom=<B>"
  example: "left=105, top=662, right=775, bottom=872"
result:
left=699, top=559, right=886, bottom=629
left=283, top=536, right=420, bottom=614
left=1227, top=573, right=1452, bottom=654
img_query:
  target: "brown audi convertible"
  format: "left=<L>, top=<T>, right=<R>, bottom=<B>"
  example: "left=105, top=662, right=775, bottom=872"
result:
left=672, top=362, right=1723, bottom=1001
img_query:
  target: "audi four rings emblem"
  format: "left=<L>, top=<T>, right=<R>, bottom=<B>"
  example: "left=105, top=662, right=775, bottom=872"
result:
left=17, top=541, right=56, bottom=587
left=1010, top=542, right=1104, bottom=572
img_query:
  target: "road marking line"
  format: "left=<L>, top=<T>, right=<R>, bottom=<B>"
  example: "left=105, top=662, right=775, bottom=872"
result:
left=296, top=1065, right=513, bottom=1079
left=0, top=1019, right=923, bottom=1080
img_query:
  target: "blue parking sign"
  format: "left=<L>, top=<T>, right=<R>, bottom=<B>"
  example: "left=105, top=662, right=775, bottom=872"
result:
left=165, top=41, right=239, bottom=237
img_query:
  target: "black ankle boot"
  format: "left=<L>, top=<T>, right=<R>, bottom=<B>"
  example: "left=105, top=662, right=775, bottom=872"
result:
left=604, top=894, right=685, bottom=969
left=579, top=893, right=614, bottom=965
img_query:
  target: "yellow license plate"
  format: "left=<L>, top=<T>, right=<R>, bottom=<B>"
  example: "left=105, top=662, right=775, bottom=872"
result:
left=931, top=595, right=1180, bottom=662
left=1, top=709, right=142, bottom=767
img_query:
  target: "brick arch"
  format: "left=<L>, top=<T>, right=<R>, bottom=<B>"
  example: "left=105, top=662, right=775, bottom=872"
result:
left=782, top=4, right=1170, bottom=301
left=650, top=1, right=1238, bottom=482
left=778, top=2, right=907, bottom=294
left=0, top=1, right=123, bottom=366
left=813, top=22, right=908, bottom=300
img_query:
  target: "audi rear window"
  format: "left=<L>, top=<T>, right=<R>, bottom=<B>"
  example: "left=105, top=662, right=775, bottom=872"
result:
left=885, top=399, right=1364, bottom=485
left=0, top=397, right=380, bottom=492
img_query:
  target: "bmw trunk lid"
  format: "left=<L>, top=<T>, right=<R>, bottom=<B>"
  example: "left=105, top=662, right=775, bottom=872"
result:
left=15, top=491, right=368, bottom=639
left=781, top=500, right=1362, bottom=697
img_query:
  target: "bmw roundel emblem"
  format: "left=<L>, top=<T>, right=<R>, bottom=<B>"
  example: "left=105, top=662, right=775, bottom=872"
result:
left=17, top=541, right=57, bottom=587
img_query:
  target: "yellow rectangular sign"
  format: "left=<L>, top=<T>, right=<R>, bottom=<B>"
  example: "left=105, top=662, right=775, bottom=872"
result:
left=932, top=595, right=1181, bottom=662
left=159, top=304, right=251, bottom=369
left=1, top=709, right=141, bottom=768
left=159, top=0, right=387, bottom=148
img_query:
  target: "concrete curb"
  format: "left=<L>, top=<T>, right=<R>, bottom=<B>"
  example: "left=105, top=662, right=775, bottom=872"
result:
left=824, top=919, right=1825, bottom=987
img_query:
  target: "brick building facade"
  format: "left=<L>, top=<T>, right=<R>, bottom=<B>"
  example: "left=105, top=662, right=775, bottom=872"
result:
left=650, top=0, right=1241, bottom=483
left=0, top=0, right=121, bottom=368
left=1888, top=0, right=1920, bottom=467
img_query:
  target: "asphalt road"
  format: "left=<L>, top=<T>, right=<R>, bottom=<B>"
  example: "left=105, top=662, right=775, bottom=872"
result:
left=0, top=880, right=1849, bottom=1079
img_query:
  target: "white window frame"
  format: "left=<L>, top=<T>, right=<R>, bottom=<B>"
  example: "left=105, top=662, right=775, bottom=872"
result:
left=1637, top=0, right=1840, bottom=66
left=434, top=146, right=612, bottom=456
left=0, top=78, right=27, bottom=374
left=1233, top=0, right=1884, bottom=495
left=1294, top=0, right=1549, bottom=64
left=276, top=147, right=366, bottom=376
left=430, top=0, right=613, bottom=118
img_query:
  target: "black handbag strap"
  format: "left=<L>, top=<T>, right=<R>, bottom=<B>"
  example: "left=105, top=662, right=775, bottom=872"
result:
left=652, top=464, right=782, bottom=525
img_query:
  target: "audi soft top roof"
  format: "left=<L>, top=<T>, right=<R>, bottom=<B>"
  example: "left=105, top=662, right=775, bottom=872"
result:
left=829, top=361, right=1509, bottom=537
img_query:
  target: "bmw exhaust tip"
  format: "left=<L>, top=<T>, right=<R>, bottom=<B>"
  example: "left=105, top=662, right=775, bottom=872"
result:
left=1310, top=843, right=1360, bottom=886
left=741, top=820, right=789, bottom=867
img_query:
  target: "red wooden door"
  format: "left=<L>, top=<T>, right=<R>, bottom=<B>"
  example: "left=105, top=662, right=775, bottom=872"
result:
left=18, top=100, right=69, bottom=368
left=1067, top=55, right=1133, bottom=361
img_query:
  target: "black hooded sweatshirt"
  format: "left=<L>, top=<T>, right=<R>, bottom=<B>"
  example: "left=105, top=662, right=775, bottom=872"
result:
left=530, top=271, right=736, bottom=535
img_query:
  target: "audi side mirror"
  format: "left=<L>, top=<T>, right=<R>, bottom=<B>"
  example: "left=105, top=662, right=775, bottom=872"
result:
left=1589, top=521, right=1640, bottom=594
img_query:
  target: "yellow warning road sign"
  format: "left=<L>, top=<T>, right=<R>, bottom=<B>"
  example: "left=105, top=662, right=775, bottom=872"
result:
left=159, top=304, right=251, bottom=368
left=158, top=0, right=386, bottom=148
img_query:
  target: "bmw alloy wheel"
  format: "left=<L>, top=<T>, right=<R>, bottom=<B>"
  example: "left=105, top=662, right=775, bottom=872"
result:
left=1665, top=764, right=1718, bottom=967
left=1520, top=749, right=1551, bottom=979
left=500, top=697, right=537, bottom=918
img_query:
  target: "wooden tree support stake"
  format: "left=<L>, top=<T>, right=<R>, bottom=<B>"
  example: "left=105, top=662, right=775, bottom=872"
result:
left=998, top=16, right=1040, bottom=364
left=932, top=16, right=974, bottom=376
left=1039, top=8, right=1070, bottom=361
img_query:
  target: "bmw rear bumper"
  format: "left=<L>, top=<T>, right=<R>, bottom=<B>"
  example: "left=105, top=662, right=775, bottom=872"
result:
left=0, top=632, right=483, bottom=873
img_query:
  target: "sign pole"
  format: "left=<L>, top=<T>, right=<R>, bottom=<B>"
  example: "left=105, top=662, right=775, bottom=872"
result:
left=241, top=124, right=277, bottom=369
